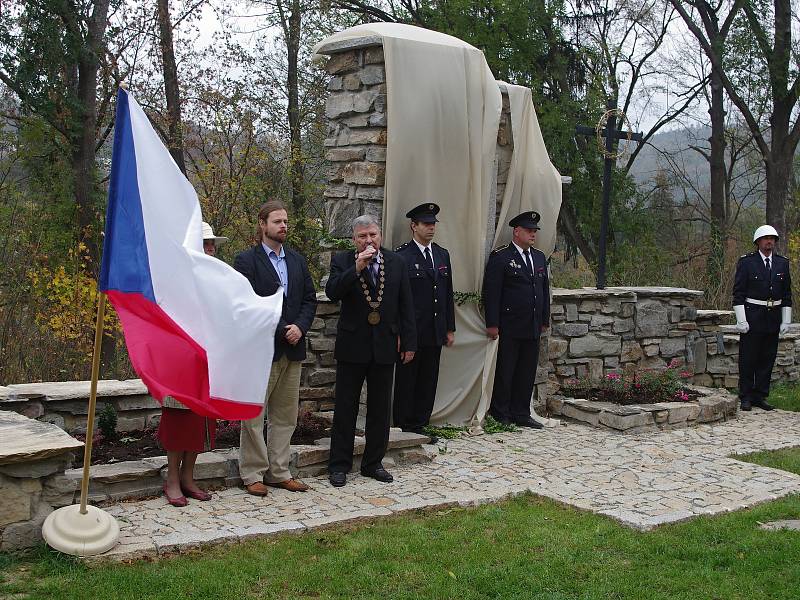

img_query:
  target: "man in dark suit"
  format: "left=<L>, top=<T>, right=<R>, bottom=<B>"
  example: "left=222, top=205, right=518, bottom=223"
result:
left=326, top=214, right=417, bottom=487
left=235, top=200, right=317, bottom=496
left=392, top=203, right=455, bottom=441
left=733, top=225, right=792, bottom=411
left=483, top=211, right=550, bottom=429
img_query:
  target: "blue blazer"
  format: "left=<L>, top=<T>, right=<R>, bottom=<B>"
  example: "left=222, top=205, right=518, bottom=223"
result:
left=234, top=243, right=317, bottom=362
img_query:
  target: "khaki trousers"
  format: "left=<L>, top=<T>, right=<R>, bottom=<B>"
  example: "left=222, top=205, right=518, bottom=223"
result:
left=239, top=356, right=301, bottom=485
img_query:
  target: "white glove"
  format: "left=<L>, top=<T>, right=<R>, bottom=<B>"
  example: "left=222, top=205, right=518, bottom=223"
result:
left=780, top=306, right=791, bottom=335
left=733, top=305, right=749, bottom=333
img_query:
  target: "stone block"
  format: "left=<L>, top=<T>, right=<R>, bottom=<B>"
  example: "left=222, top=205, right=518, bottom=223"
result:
left=598, top=408, right=653, bottom=431
left=693, top=338, right=707, bottom=373
left=348, top=128, right=386, bottom=145
left=559, top=402, right=599, bottom=426
left=621, top=341, right=643, bottom=362
left=643, top=344, right=660, bottom=357
left=360, top=64, right=385, bottom=85
left=665, top=403, right=701, bottom=423
left=328, top=76, right=342, bottom=91
left=326, top=199, right=360, bottom=237
left=374, top=94, right=387, bottom=112
left=590, top=314, right=614, bottom=328
left=342, top=114, right=370, bottom=127
left=361, top=200, right=383, bottom=222
left=308, top=369, right=337, bottom=386
left=299, top=387, right=334, bottom=400
left=326, top=147, right=366, bottom=162
left=353, top=89, right=380, bottom=112
left=604, top=356, right=619, bottom=368
left=366, top=147, right=386, bottom=162
left=0, top=456, right=67, bottom=479
left=41, top=474, right=78, bottom=508
left=343, top=73, right=361, bottom=90
left=326, top=51, right=359, bottom=74
left=613, top=318, right=633, bottom=333
left=0, top=411, right=83, bottom=464
left=354, top=186, right=385, bottom=200
left=706, top=355, right=735, bottom=375
left=692, top=374, right=713, bottom=387
left=548, top=338, right=568, bottom=359
left=1, top=502, right=50, bottom=551
left=569, top=333, right=621, bottom=358
left=364, top=46, right=384, bottom=64
left=343, top=162, right=384, bottom=186
left=87, top=460, right=162, bottom=484
left=556, top=365, right=575, bottom=376
left=565, top=304, right=578, bottom=321
left=640, top=356, right=667, bottom=370
left=325, top=93, right=355, bottom=118
left=310, top=317, right=325, bottom=331
left=555, top=323, right=588, bottom=337
left=659, top=337, right=686, bottom=358
left=320, top=352, right=336, bottom=366
left=309, top=337, right=335, bottom=352
left=327, top=164, right=344, bottom=182
left=191, top=452, right=230, bottom=480
left=635, top=300, right=670, bottom=337
left=0, top=474, right=32, bottom=526
left=369, top=112, right=387, bottom=127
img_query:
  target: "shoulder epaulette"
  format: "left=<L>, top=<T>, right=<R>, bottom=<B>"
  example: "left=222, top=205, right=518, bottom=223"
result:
left=491, top=244, right=510, bottom=254
left=774, top=253, right=787, bottom=259
left=394, top=242, right=410, bottom=252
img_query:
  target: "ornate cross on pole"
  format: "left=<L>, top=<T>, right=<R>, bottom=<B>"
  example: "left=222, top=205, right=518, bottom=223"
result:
left=576, top=100, right=643, bottom=289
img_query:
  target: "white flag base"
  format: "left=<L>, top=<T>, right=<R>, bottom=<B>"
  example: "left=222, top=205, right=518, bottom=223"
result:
left=42, top=504, right=120, bottom=557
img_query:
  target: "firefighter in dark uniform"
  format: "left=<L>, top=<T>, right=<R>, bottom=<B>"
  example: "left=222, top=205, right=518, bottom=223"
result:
left=733, top=225, right=792, bottom=411
left=483, top=211, right=549, bottom=428
left=393, top=203, right=455, bottom=442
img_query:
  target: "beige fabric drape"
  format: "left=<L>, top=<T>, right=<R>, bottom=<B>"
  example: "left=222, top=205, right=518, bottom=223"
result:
left=315, top=26, right=561, bottom=427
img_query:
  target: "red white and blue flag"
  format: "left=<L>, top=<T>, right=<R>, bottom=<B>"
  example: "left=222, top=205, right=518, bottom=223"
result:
left=99, top=88, right=282, bottom=419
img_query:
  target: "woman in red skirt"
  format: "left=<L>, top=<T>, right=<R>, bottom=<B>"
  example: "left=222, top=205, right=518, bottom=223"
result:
left=156, top=222, right=227, bottom=506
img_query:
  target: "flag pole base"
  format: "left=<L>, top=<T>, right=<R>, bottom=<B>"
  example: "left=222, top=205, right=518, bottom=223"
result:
left=42, top=504, right=120, bottom=557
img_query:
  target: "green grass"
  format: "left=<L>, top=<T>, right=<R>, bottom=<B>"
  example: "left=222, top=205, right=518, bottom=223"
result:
left=767, top=383, right=800, bottom=411
left=736, top=446, right=800, bottom=476
left=2, top=493, right=799, bottom=600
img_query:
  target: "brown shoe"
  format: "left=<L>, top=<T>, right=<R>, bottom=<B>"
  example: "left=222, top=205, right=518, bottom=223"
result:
left=245, top=481, right=270, bottom=496
left=266, top=478, right=309, bottom=492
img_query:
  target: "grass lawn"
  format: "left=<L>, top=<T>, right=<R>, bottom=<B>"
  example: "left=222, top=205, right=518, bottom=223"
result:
left=737, top=446, right=800, bottom=477
left=766, top=383, right=800, bottom=411
left=1, top=493, right=799, bottom=600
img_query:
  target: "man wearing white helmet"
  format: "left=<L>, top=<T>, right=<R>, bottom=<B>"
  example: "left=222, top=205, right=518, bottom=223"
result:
left=732, top=225, right=792, bottom=411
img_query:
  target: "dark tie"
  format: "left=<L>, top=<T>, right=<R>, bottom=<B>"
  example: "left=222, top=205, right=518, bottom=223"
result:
left=523, top=249, right=534, bottom=277
left=766, top=257, right=771, bottom=280
left=369, top=258, right=379, bottom=286
left=424, top=247, right=434, bottom=271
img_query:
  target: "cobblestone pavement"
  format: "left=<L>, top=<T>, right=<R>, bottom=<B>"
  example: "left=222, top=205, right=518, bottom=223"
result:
left=100, top=410, right=800, bottom=561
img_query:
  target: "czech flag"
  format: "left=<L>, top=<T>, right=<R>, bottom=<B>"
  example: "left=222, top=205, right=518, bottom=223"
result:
left=99, top=88, right=282, bottom=420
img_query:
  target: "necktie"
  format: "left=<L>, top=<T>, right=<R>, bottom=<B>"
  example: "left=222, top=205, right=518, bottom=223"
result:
left=766, top=257, right=771, bottom=280
left=369, top=258, right=378, bottom=286
left=424, top=247, right=434, bottom=271
left=523, top=249, right=534, bottom=277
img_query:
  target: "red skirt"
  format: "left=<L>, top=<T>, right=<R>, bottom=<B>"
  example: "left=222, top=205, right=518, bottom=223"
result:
left=157, top=407, right=216, bottom=452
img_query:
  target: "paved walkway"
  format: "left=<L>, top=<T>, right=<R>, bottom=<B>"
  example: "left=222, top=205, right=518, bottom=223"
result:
left=100, top=410, right=800, bottom=561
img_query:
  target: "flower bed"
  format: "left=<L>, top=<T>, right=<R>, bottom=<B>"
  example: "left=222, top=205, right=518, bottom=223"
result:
left=561, top=359, right=698, bottom=405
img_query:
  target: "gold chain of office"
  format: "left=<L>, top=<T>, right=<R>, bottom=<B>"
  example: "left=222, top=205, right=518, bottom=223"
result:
left=596, top=108, right=634, bottom=160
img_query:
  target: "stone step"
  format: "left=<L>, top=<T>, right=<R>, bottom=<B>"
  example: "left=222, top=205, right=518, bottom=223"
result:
left=64, top=429, right=435, bottom=503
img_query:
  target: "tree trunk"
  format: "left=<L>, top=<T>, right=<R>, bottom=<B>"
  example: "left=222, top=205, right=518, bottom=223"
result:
left=73, top=0, right=111, bottom=266
left=157, top=0, right=186, bottom=175
left=286, top=0, right=304, bottom=210
left=708, top=58, right=727, bottom=286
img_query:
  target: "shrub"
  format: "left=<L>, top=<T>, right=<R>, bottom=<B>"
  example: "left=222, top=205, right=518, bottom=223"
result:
left=97, top=403, right=118, bottom=441
left=562, top=359, right=694, bottom=405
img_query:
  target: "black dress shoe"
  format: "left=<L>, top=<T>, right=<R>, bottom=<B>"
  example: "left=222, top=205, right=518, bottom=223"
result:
left=360, top=467, right=393, bottom=483
left=513, top=416, right=544, bottom=429
left=751, top=399, right=775, bottom=411
left=740, top=399, right=752, bottom=411
left=329, top=471, right=347, bottom=487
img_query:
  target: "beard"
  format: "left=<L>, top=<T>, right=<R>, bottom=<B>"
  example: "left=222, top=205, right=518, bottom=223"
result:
left=267, top=230, right=286, bottom=243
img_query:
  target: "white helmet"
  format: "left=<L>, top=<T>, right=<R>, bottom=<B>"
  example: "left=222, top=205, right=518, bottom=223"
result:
left=753, top=225, right=779, bottom=243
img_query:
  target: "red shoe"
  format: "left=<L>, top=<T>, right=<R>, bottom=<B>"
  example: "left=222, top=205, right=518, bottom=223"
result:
left=181, top=485, right=212, bottom=501
left=163, top=484, right=188, bottom=507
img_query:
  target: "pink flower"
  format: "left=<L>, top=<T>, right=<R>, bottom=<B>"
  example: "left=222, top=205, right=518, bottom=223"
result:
left=680, top=371, right=692, bottom=378
left=606, top=372, right=621, bottom=380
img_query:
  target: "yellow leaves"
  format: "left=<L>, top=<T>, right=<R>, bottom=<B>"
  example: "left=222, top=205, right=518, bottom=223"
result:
left=27, top=245, right=121, bottom=354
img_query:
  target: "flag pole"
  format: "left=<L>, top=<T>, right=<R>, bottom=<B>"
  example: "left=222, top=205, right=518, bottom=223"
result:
left=42, top=290, right=120, bottom=556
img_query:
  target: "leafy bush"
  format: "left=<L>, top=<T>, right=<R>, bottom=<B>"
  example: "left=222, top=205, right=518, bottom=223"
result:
left=97, top=403, right=118, bottom=441
left=562, top=359, right=694, bottom=404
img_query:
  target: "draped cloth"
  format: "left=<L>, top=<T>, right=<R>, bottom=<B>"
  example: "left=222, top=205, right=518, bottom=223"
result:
left=315, top=25, right=562, bottom=427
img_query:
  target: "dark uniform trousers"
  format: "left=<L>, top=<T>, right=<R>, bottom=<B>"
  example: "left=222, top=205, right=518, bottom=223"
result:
left=482, top=244, right=550, bottom=422
left=325, top=248, right=417, bottom=475
left=392, top=241, right=455, bottom=431
left=733, top=251, right=792, bottom=404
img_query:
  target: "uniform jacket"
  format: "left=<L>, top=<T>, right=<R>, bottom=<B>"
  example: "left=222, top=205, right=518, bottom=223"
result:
left=733, top=251, right=792, bottom=333
left=394, top=240, right=456, bottom=347
left=483, top=243, right=550, bottom=340
left=234, top=243, right=317, bottom=362
left=326, top=248, right=417, bottom=364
